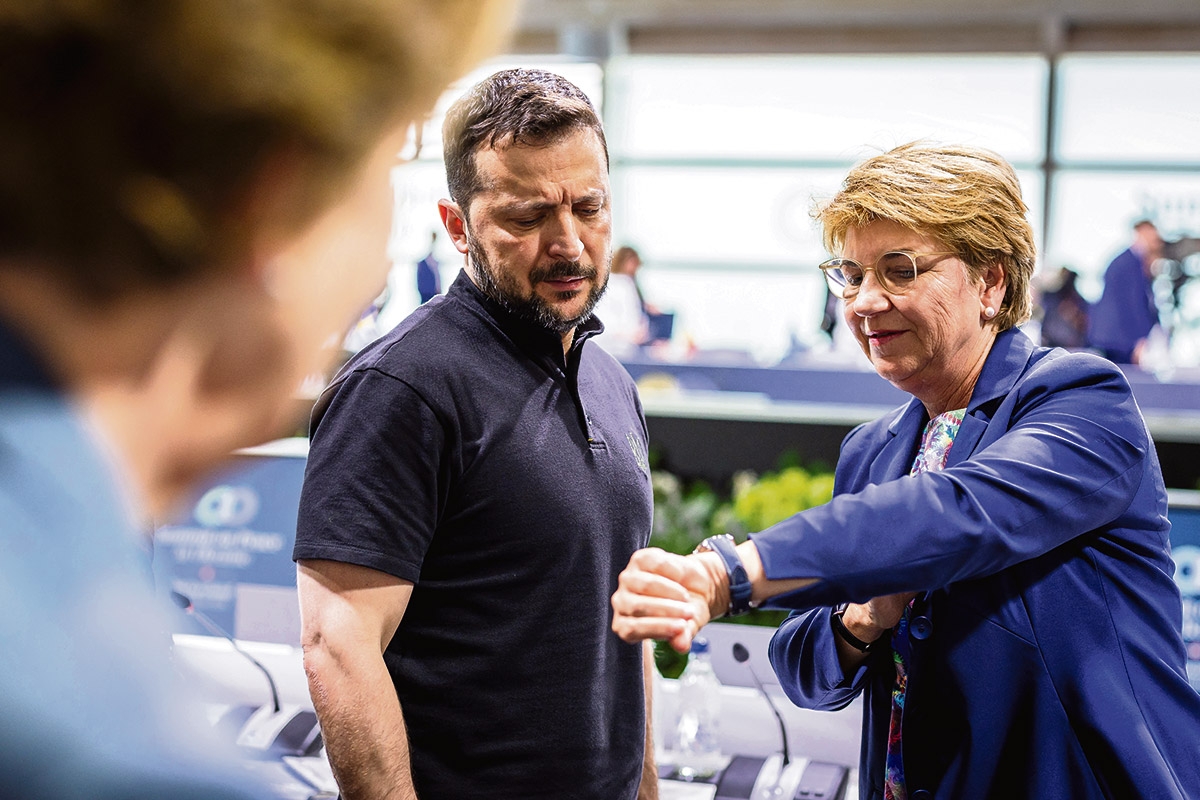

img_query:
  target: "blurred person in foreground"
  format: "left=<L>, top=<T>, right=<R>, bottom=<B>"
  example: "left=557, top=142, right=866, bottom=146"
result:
left=611, top=142, right=1200, bottom=800
left=0, top=1, right=513, bottom=797
left=1087, top=218, right=1165, bottom=365
left=294, top=68, right=657, bottom=800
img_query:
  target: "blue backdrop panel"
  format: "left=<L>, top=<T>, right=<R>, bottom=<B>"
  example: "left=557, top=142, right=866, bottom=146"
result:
left=153, top=448, right=308, bottom=640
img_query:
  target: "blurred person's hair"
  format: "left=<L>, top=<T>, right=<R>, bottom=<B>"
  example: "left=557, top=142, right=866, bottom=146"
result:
left=612, top=246, right=640, bottom=275
left=816, top=141, right=1036, bottom=331
left=0, top=0, right=513, bottom=301
left=1132, top=218, right=1163, bottom=252
left=443, top=68, right=608, bottom=220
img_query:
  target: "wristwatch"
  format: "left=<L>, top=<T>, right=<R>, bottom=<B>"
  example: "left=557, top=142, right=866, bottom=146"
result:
left=693, top=534, right=754, bottom=617
left=830, top=602, right=884, bottom=653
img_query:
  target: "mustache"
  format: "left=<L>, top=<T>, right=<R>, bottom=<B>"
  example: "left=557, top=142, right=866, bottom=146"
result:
left=530, top=261, right=597, bottom=283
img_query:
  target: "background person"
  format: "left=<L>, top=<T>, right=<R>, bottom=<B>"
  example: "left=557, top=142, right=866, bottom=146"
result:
left=295, top=68, right=658, bottom=800
left=417, top=230, right=442, bottom=303
left=592, top=244, right=651, bottom=356
left=1087, top=218, right=1164, bottom=365
left=610, top=142, right=1200, bottom=800
left=0, top=1, right=513, bottom=797
left=1035, top=265, right=1090, bottom=350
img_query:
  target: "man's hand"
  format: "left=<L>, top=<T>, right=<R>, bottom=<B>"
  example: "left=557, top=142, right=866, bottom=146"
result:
left=611, top=547, right=721, bottom=653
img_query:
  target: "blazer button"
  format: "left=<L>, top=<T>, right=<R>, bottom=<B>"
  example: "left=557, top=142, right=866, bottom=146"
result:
left=911, top=791, right=933, bottom=800
left=910, top=615, right=933, bottom=640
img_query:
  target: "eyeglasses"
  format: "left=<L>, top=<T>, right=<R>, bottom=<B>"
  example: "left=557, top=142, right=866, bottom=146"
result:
left=819, top=251, right=958, bottom=299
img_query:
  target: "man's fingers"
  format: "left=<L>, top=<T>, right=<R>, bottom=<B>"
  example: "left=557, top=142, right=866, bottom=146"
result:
left=614, top=558, right=694, bottom=605
left=668, top=621, right=699, bottom=654
left=611, top=613, right=689, bottom=645
left=625, top=547, right=695, bottom=586
left=612, top=587, right=695, bottom=619
left=610, top=548, right=704, bottom=644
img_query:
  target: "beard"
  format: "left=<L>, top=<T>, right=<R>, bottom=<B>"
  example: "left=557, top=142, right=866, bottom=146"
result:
left=468, top=237, right=609, bottom=335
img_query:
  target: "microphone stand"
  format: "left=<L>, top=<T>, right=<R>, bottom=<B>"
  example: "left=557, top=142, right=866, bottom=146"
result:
left=171, top=590, right=280, bottom=713
left=170, top=591, right=324, bottom=759
left=732, top=642, right=790, bottom=767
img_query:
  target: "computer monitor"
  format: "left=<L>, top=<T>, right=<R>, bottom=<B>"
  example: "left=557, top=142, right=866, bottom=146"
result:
left=701, top=621, right=785, bottom=693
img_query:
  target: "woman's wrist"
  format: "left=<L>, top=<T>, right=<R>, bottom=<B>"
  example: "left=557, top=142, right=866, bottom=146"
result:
left=839, top=602, right=887, bottom=644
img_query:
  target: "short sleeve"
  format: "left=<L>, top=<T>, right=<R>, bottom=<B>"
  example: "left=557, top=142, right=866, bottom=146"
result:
left=293, top=368, right=446, bottom=582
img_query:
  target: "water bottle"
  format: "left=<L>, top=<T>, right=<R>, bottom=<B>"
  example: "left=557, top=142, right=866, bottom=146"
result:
left=674, top=637, right=724, bottom=780
left=651, top=657, right=667, bottom=763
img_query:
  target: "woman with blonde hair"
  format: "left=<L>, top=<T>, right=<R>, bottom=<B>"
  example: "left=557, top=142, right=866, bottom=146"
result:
left=612, top=141, right=1200, bottom=800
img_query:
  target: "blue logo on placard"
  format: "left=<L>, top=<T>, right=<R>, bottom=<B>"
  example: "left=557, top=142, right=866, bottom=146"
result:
left=194, top=485, right=260, bottom=528
left=1174, top=545, right=1200, bottom=596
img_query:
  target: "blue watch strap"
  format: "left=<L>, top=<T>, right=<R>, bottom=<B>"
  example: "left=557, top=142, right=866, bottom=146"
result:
left=695, top=534, right=754, bottom=617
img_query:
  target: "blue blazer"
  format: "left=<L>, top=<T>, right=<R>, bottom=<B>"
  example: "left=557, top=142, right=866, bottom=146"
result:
left=756, top=328, right=1200, bottom=800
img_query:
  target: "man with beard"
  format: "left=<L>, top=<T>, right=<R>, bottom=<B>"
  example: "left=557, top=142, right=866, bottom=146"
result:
left=294, top=69, right=657, bottom=800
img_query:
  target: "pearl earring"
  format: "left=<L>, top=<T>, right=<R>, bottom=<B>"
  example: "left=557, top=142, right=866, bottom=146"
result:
left=984, top=306, right=997, bottom=319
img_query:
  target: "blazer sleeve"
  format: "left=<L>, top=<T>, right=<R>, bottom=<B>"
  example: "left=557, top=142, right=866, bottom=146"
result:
left=750, top=350, right=1153, bottom=609
left=767, top=606, right=893, bottom=711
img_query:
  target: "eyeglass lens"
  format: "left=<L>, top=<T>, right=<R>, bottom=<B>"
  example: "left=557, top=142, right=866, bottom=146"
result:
left=829, top=252, right=918, bottom=296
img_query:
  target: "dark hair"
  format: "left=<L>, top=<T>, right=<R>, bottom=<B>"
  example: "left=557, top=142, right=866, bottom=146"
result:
left=442, top=68, right=608, bottom=218
left=0, top=0, right=511, bottom=301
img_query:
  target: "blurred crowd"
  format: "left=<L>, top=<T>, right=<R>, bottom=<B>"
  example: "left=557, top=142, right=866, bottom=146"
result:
left=1034, top=220, right=1200, bottom=368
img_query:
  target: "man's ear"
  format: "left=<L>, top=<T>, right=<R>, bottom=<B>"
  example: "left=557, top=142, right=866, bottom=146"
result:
left=438, top=199, right=471, bottom=255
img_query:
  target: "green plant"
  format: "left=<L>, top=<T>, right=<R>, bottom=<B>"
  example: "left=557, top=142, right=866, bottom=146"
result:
left=649, top=470, right=723, bottom=556
left=727, top=466, right=836, bottom=535
left=649, top=463, right=835, bottom=554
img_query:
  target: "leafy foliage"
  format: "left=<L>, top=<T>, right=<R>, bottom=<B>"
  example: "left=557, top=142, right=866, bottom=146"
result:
left=727, top=467, right=836, bottom=536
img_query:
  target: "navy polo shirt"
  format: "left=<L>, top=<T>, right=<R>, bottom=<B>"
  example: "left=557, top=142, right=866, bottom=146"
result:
left=295, top=271, right=653, bottom=800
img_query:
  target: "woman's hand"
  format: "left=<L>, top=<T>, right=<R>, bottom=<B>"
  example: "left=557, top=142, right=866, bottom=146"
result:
left=843, top=591, right=918, bottom=642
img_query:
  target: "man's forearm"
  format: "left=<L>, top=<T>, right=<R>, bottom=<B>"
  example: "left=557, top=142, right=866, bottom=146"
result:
left=305, top=643, right=416, bottom=800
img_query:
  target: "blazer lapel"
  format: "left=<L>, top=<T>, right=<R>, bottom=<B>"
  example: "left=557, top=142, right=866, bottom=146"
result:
left=868, top=399, right=927, bottom=483
left=946, top=327, right=1036, bottom=467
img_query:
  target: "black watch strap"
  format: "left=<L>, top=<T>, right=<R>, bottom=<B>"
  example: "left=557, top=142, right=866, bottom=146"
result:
left=831, top=603, right=884, bottom=653
left=694, top=534, right=754, bottom=617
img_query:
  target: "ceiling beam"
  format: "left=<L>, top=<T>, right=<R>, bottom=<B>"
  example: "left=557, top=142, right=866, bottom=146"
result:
left=510, top=0, right=1200, bottom=56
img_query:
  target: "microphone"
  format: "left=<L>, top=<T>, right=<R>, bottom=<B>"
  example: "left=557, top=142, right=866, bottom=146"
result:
left=171, top=591, right=323, bottom=758
left=732, top=642, right=790, bottom=768
left=171, top=590, right=280, bottom=712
